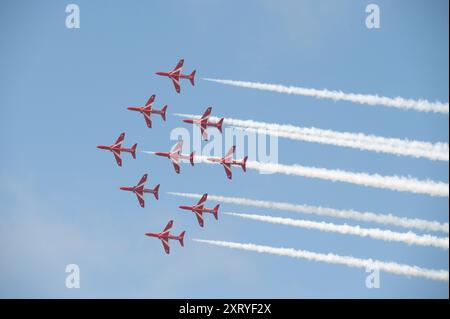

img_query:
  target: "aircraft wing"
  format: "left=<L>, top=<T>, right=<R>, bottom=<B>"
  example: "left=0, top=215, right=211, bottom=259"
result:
left=171, top=77, right=181, bottom=93
left=137, top=174, right=148, bottom=189
left=135, top=190, right=145, bottom=208
left=196, top=193, right=208, bottom=206
left=172, top=59, right=184, bottom=73
left=223, top=163, right=232, bottom=180
left=171, top=140, right=183, bottom=154
left=201, top=107, right=212, bottom=120
left=161, top=220, right=173, bottom=235
left=143, top=111, right=152, bottom=128
left=145, top=94, right=155, bottom=106
left=112, top=150, right=122, bottom=167
left=200, top=124, right=208, bottom=140
left=114, top=132, right=125, bottom=148
left=169, top=142, right=182, bottom=174
left=195, top=212, right=204, bottom=227
left=225, top=145, right=236, bottom=162
left=172, top=161, right=180, bottom=174
left=160, top=238, right=170, bottom=254
left=136, top=174, right=147, bottom=192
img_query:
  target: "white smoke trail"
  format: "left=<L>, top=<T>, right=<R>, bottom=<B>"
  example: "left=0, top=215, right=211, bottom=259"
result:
left=192, top=155, right=448, bottom=197
left=203, top=78, right=449, bottom=115
left=247, top=160, right=448, bottom=197
left=167, top=192, right=449, bottom=234
left=224, top=212, right=449, bottom=250
left=175, top=113, right=448, bottom=161
left=193, top=239, right=449, bottom=282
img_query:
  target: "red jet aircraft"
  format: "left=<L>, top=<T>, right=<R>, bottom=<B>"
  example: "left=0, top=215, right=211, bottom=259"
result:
left=145, top=220, right=185, bottom=254
left=155, top=59, right=196, bottom=93
left=182, top=107, right=224, bottom=140
left=153, top=140, right=195, bottom=174
left=97, top=132, right=137, bottom=167
left=178, top=193, right=219, bottom=227
left=207, top=145, right=248, bottom=180
left=127, top=94, right=167, bottom=128
left=119, top=173, right=159, bottom=208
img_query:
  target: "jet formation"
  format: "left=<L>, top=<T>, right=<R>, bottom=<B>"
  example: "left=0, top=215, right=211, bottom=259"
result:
left=97, top=59, right=248, bottom=254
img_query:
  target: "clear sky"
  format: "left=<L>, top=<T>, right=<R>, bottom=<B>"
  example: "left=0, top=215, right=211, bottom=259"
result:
left=0, top=0, right=448, bottom=298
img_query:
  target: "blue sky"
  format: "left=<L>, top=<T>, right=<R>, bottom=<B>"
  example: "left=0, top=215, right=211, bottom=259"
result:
left=0, top=0, right=448, bottom=298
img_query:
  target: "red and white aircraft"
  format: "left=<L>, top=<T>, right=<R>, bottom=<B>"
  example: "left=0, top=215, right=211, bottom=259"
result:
left=182, top=107, right=224, bottom=140
left=97, top=132, right=137, bottom=167
left=119, top=174, right=159, bottom=208
left=127, top=94, right=167, bottom=128
left=153, top=140, right=195, bottom=174
left=155, top=59, right=196, bottom=93
left=178, top=193, right=219, bottom=227
left=145, top=220, right=185, bottom=254
left=207, top=145, right=248, bottom=180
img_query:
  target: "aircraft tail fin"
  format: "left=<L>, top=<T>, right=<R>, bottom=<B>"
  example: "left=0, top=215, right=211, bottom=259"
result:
left=242, top=156, right=248, bottom=172
left=160, top=105, right=168, bottom=122
left=213, top=204, right=220, bottom=220
left=152, top=184, right=160, bottom=200
left=131, top=143, right=138, bottom=159
left=217, top=118, right=224, bottom=133
left=189, top=151, right=195, bottom=166
left=189, top=70, right=196, bottom=86
left=178, top=231, right=186, bottom=247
